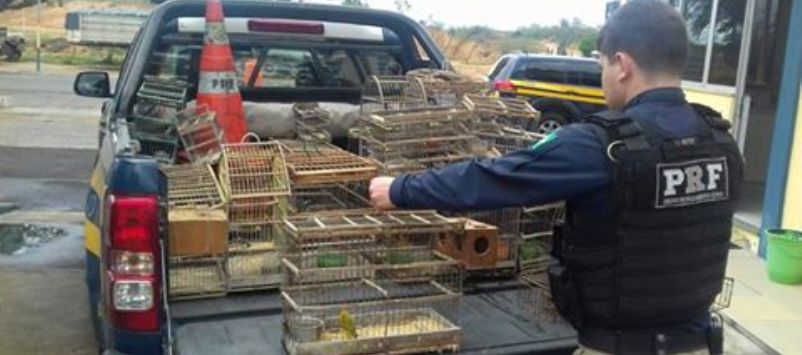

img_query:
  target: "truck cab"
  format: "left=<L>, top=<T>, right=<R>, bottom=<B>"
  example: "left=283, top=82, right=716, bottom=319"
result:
left=74, top=1, right=575, bottom=354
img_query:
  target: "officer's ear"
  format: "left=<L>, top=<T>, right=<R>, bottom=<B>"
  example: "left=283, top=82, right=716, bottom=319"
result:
left=612, top=52, right=636, bottom=84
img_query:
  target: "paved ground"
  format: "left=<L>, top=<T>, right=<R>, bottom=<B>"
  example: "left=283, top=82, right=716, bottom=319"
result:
left=0, top=71, right=101, bottom=355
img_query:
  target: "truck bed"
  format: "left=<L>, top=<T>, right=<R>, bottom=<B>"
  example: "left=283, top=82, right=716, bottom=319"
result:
left=170, top=282, right=577, bottom=355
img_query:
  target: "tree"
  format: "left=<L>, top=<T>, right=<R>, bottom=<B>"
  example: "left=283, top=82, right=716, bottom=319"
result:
left=578, top=35, right=597, bottom=57
left=342, top=0, right=368, bottom=7
left=394, top=0, right=411, bottom=13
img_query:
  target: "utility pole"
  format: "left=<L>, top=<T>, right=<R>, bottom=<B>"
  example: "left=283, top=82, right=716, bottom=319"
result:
left=36, top=0, right=42, bottom=73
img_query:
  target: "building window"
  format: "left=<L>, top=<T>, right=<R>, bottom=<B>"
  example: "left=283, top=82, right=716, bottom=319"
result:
left=709, top=0, right=746, bottom=86
left=669, top=0, right=746, bottom=87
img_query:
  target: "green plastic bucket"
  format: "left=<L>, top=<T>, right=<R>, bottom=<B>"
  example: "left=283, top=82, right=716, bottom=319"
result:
left=766, top=229, right=802, bottom=285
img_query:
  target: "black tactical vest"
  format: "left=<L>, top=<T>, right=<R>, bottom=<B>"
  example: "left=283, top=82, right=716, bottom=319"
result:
left=549, top=104, right=744, bottom=332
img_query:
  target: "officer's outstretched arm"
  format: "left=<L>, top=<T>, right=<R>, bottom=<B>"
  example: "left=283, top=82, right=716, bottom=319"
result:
left=387, top=125, right=612, bottom=212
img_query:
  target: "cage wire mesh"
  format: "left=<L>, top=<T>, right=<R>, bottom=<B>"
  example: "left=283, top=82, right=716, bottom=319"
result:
left=282, top=286, right=462, bottom=355
left=406, top=69, right=487, bottom=108
left=130, top=75, right=191, bottom=163
left=219, top=141, right=291, bottom=291
left=360, top=75, right=428, bottom=114
left=517, top=270, right=564, bottom=323
left=290, top=184, right=372, bottom=215
left=168, top=257, right=227, bottom=300
left=280, top=210, right=463, bottom=354
left=474, top=122, right=545, bottom=155
left=461, top=94, right=540, bottom=130
left=279, top=140, right=379, bottom=187
left=176, top=105, right=225, bottom=164
left=520, top=203, right=565, bottom=239
left=352, top=108, right=485, bottom=175
left=162, top=164, right=225, bottom=210
left=162, top=163, right=230, bottom=300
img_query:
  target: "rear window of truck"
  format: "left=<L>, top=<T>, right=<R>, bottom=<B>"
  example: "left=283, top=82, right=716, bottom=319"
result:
left=512, top=58, right=602, bottom=88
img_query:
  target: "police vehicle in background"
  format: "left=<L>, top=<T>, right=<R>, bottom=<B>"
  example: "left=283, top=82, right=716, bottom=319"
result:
left=487, top=53, right=606, bottom=134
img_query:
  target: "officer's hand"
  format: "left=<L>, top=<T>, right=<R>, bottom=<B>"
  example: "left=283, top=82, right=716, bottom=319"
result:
left=369, top=177, right=397, bottom=211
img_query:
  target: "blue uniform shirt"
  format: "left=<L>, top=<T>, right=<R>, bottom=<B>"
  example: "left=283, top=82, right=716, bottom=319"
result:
left=389, top=88, right=712, bottom=217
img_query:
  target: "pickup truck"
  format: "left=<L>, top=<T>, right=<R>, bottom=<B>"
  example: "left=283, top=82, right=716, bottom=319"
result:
left=73, top=1, right=576, bottom=354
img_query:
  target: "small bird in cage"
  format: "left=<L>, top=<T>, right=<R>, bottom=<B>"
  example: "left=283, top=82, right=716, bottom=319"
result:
left=339, top=307, right=358, bottom=339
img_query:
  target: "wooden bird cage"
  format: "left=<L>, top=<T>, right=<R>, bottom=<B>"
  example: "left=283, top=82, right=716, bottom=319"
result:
left=176, top=106, right=225, bottom=164
left=279, top=140, right=379, bottom=187
left=360, top=75, right=427, bottom=114
left=162, top=164, right=226, bottom=210
left=461, top=94, right=540, bottom=130
left=407, top=69, right=487, bottom=108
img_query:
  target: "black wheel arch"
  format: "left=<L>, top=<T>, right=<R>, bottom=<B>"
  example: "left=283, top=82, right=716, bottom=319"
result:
left=530, top=98, right=582, bottom=122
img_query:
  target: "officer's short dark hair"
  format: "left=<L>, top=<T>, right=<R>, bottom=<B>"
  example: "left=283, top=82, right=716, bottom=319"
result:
left=598, top=0, right=688, bottom=76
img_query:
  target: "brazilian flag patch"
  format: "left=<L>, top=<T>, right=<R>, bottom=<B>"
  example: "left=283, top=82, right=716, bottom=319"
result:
left=531, top=131, right=558, bottom=151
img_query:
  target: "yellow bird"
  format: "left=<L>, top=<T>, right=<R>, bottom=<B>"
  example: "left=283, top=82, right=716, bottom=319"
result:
left=339, top=308, right=358, bottom=339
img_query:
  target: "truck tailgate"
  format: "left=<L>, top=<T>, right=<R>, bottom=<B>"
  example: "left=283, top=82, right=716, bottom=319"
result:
left=171, top=284, right=576, bottom=355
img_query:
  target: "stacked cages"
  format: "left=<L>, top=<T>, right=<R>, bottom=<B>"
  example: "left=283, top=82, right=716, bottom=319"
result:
left=461, top=94, right=540, bottom=131
left=131, top=75, right=191, bottom=162
left=360, top=76, right=428, bottom=114
left=219, top=142, right=292, bottom=291
left=352, top=108, right=485, bottom=175
left=280, top=211, right=464, bottom=355
left=407, top=69, right=487, bottom=108
left=175, top=105, right=225, bottom=164
left=162, top=164, right=228, bottom=300
left=293, top=103, right=333, bottom=144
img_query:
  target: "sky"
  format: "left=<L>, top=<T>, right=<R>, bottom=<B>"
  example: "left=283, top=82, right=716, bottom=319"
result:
left=308, top=0, right=608, bottom=31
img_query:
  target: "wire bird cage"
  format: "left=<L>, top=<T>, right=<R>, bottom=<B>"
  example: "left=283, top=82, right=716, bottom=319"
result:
left=131, top=75, right=191, bottom=163
left=280, top=210, right=463, bottom=355
left=293, top=102, right=333, bottom=129
left=711, top=277, right=734, bottom=312
left=162, top=164, right=229, bottom=300
left=281, top=210, right=460, bottom=248
left=517, top=270, right=564, bottom=323
left=407, top=69, right=487, bottom=108
left=293, top=103, right=334, bottom=144
left=168, top=257, right=227, bottom=300
left=176, top=106, right=225, bottom=164
left=474, top=122, right=545, bottom=155
left=220, top=141, right=291, bottom=291
left=279, top=140, right=379, bottom=187
left=461, top=94, right=540, bottom=130
left=282, top=283, right=462, bottom=355
left=352, top=108, right=484, bottom=175
left=162, top=164, right=226, bottom=210
left=360, top=75, right=428, bottom=114
left=290, top=184, right=372, bottom=215
left=520, top=203, right=565, bottom=239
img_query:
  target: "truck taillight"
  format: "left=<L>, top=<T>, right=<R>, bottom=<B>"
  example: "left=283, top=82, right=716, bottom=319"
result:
left=493, top=80, right=516, bottom=92
left=106, top=195, right=161, bottom=332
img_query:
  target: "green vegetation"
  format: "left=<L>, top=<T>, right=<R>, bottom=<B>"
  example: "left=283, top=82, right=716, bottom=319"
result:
left=445, top=18, right=599, bottom=57
left=341, top=0, right=368, bottom=8
left=18, top=35, right=126, bottom=69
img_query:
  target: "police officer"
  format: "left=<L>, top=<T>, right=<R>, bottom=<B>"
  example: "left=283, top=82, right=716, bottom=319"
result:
left=369, top=1, right=743, bottom=354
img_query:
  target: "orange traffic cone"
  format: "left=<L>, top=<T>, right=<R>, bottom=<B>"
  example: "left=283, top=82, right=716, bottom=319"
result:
left=197, top=0, right=248, bottom=143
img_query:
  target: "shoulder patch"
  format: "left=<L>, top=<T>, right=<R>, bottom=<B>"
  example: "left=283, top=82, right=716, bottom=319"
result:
left=531, top=131, right=558, bottom=151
